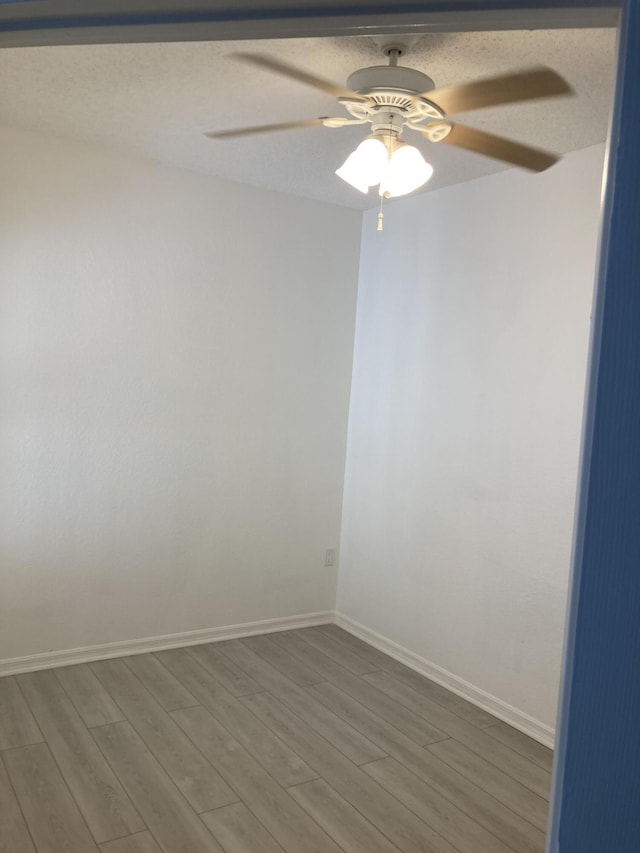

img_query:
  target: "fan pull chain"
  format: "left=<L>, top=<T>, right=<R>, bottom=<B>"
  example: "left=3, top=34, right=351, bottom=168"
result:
left=377, top=194, right=385, bottom=232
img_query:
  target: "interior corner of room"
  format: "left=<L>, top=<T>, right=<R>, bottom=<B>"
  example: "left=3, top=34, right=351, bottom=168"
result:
left=0, top=26, right=613, bottom=756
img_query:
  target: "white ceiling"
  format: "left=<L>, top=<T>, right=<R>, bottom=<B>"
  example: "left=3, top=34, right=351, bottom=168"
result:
left=0, top=28, right=616, bottom=210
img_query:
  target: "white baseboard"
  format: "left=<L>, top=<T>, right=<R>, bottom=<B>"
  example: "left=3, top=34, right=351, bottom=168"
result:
left=0, top=611, right=333, bottom=678
left=1, top=607, right=555, bottom=749
left=334, top=611, right=555, bottom=749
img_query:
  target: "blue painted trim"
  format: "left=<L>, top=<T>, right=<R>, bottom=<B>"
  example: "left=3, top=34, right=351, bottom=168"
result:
left=0, top=1, right=620, bottom=32
left=547, top=1, right=640, bottom=850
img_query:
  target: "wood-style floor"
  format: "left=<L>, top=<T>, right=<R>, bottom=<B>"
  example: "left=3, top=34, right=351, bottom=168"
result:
left=0, top=624, right=552, bottom=853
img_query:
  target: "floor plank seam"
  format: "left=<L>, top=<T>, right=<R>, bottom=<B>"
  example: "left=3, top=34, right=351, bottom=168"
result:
left=19, top=738, right=104, bottom=850
left=153, top=649, right=323, bottom=791
left=171, top=702, right=350, bottom=853
left=89, top=659, right=242, bottom=816
left=482, top=725, right=553, bottom=771
left=3, top=675, right=46, bottom=747
left=83, top=672, right=224, bottom=838
left=16, top=670, right=133, bottom=847
left=216, top=645, right=389, bottom=769
left=427, top=738, right=551, bottom=802
left=363, top=670, right=497, bottom=733
left=0, top=750, right=41, bottom=853
left=424, top=740, right=550, bottom=832
left=361, top=671, right=551, bottom=799
left=167, top=696, right=315, bottom=799
left=243, top=689, right=464, bottom=853
left=360, top=756, right=525, bottom=853
left=88, top=719, right=223, bottom=851
left=52, top=666, right=97, bottom=730
left=283, top=789, right=355, bottom=853
left=284, top=776, right=406, bottom=853
left=232, top=687, right=360, bottom=781
left=201, top=803, right=289, bottom=853
left=391, top=750, right=545, bottom=848
left=166, top=688, right=322, bottom=793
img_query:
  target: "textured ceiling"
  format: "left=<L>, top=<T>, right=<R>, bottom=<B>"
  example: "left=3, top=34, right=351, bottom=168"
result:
left=0, top=28, right=616, bottom=209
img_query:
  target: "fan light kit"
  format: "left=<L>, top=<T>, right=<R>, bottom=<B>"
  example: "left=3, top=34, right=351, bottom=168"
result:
left=336, top=137, right=433, bottom=197
left=206, top=43, right=573, bottom=230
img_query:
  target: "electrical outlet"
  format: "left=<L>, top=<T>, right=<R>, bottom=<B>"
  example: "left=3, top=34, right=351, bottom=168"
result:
left=324, top=548, right=336, bottom=567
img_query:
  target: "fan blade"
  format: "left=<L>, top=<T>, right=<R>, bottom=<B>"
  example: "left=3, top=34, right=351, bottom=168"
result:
left=232, top=52, right=363, bottom=101
left=205, top=118, right=326, bottom=139
left=423, top=67, right=573, bottom=117
left=431, top=122, right=559, bottom=172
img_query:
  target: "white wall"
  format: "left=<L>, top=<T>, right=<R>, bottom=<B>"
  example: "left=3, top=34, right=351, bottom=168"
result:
left=0, top=125, right=361, bottom=661
left=0, top=121, right=604, bottom=733
left=337, top=144, right=605, bottom=731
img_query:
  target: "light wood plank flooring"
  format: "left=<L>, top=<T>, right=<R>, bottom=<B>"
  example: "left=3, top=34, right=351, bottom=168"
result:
left=0, top=625, right=552, bottom=853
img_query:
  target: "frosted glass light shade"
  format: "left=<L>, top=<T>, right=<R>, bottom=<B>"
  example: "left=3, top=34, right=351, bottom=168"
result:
left=336, top=136, right=433, bottom=197
left=380, top=144, right=434, bottom=197
left=335, top=137, right=388, bottom=193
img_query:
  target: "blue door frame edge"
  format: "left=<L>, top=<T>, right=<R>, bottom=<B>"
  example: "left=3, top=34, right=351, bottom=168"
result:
left=548, top=1, right=640, bottom=850
left=1, top=3, right=638, bottom=850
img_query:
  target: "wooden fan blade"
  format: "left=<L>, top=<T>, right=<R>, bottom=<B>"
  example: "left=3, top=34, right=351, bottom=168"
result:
left=232, top=52, right=363, bottom=100
left=423, top=67, right=573, bottom=117
left=432, top=122, right=560, bottom=172
left=205, top=118, right=326, bottom=139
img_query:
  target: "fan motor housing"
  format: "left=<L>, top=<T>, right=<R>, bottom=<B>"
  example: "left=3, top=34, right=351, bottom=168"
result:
left=347, top=65, right=436, bottom=98
left=344, top=65, right=444, bottom=125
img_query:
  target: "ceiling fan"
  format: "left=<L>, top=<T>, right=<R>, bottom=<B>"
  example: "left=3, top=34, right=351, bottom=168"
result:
left=205, top=45, right=573, bottom=211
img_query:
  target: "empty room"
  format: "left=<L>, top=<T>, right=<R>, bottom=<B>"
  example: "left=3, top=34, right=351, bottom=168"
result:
left=2, top=2, right=638, bottom=852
